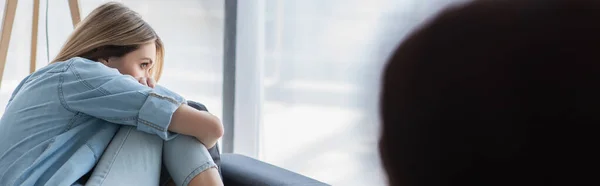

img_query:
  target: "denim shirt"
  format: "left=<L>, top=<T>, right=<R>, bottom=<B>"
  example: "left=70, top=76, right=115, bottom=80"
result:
left=0, top=57, right=186, bottom=186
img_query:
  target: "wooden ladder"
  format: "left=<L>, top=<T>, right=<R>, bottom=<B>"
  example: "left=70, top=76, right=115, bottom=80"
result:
left=0, top=0, right=80, bottom=88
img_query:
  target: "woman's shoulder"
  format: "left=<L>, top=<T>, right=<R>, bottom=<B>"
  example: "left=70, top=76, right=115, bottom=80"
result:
left=36, top=57, right=97, bottom=74
left=58, top=57, right=100, bottom=69
left=51, top=57, right=121, bottom=77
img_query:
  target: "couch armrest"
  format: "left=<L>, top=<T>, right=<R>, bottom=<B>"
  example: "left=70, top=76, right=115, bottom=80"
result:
left=221, top=153, right=329, bottom=186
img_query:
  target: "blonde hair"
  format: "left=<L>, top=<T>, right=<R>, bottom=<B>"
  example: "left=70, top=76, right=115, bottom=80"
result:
left=52, top=2, right=164, bottom=80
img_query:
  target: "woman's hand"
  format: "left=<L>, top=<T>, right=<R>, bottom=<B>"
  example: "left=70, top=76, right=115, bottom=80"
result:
left=170, top=105, right=224, bottom=148
left=137, top=77, right=156, bottom=88
left=137, top=76, right=224, bottom=147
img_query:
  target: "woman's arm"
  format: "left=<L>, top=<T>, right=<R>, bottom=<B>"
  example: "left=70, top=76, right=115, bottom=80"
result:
left=169, top=105, right=223, bottom=148
left=61, top=57, right=222, bottom=144
left=138, top=77, right=223, bottom=147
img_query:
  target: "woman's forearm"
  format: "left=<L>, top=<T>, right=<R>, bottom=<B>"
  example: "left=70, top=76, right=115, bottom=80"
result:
left=168, top=104, right=224, bottom=148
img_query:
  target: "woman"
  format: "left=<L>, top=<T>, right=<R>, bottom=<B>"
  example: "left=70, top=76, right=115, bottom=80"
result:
left=379, top=0, right=599, bottom=185
left=0, top=2, right=223, bottom=186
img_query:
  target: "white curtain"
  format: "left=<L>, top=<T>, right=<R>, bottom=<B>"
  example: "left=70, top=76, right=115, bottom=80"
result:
left=235, top=0, right=467, bottom=185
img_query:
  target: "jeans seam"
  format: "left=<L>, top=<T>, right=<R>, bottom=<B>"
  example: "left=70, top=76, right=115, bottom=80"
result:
left=102, top=116, right=137, bottom=121
left=60, top=63, right=111, bottom=114
left=98, top=127, right=133, bottom=186
left=58, top=72, right=73, bottom=112
left=58, top=60, right=81, bottom=113
left=70, top=65, right=110, bottom=95
left=149, top=92, right=181, bottom=105
left=138, top=118, right=166, bottom=132
left=181, top=161, right=217, bottom=186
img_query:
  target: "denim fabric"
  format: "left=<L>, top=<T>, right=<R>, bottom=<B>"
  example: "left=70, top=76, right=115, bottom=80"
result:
left=85, top=126, right=163, bottom=186
left=83, top=126, right=217, bottom=186
left=162, top=133, right=217, bottom=186
left=0, top=57, right=186, bottom=186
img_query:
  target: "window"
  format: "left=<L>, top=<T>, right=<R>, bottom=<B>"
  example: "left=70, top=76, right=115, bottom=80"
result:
left=233, top=0, right=465, bottom=185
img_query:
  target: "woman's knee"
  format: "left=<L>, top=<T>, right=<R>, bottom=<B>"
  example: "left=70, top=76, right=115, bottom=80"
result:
left=188, top=168, right=223, bottom=186
left=162, top=135, right=219, bottom=186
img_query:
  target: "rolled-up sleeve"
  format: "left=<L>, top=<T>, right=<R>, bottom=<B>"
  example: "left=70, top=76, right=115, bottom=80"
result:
left=60, top=57, right=186, bottom=140
left=136, top=86, right=187, bottom=140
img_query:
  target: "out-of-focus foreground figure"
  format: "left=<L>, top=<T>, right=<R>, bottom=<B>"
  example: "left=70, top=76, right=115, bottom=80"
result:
left=380, top=0, right=599, bottom=185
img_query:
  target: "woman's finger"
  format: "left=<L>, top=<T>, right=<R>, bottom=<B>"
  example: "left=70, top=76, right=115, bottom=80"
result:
left=138, top=77, right=148, bottom=86
left=147, top=77, right=156, bottom=88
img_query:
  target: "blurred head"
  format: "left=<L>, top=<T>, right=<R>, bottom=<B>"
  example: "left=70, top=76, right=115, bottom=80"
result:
left=379, top=0, right=599, bottom=185
left=52, top=2, right=164, bottom=81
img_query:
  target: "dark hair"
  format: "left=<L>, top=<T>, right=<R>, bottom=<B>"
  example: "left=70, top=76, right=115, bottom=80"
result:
left=79, top=45, right=139, bottom=62
left=379, top=0, right=600, bottom=185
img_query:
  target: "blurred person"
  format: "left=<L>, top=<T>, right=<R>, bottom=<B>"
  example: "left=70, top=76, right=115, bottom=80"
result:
left=379, top=0, right=598, bottom=185
left=0, top=2, right=223, bottom=186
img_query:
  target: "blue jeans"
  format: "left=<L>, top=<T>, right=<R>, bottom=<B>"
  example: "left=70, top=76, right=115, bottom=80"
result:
left=84, top=126, right=217, bottom=186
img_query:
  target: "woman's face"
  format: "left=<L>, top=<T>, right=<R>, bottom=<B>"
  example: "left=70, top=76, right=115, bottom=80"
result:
left=100, top=42, right=156, bottom=80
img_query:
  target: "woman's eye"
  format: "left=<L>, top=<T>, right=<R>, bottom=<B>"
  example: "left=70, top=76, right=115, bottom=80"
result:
left=140, top=63, right=149, bottom=68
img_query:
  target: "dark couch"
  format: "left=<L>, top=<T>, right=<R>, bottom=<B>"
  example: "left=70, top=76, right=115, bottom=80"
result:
left=188, top=101, right=329, bottom=186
